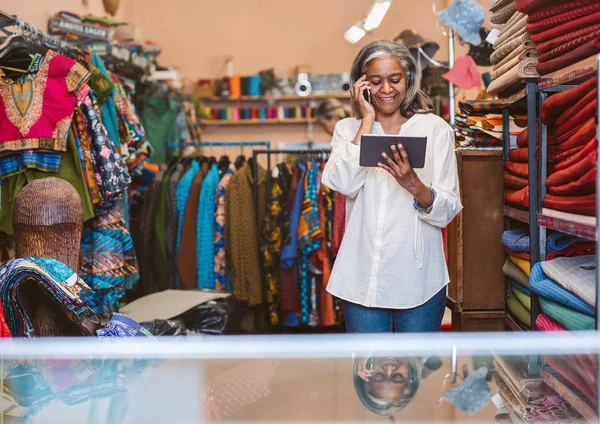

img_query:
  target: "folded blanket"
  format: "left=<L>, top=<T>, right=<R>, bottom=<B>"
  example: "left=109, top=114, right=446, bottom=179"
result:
left=539, top=28, right=600, bottom=63
left=541, top=255, right=596, bottom=307
left=554, top=139, right=598, bottom=172
left=542, top=77, right=597, bottom=125
left=496, top=14, right=529, bottom=47
left=537, top=36, right=600, bottom=76
left=542, top=367, right=597, bottom=422
left=492, top=1, right=518, bottom=25
left=531, top=10, right=600, bottom=45
left=507, top=293, right=531, bottom=328
left=536, top=313, right=567, bottom=331
left=544, top=193, right=596, bottom=216
left=509, top=148, right=528, bottom=163
left=510, top=255, right=530, bottom=277
left=516, top=125, right=559, bottom=148
left=509, top=279, right=531, bottom=296
left=491, top=33, right=531, bottom=65
left=516, top=0, right=563, bottom=15
left=504, top=170, right=529, bottom=189
left=505, top=161, right=529, bottom=178
left=530, top=262, right=595, bottom=315
left=458, top=100, right=506, bottom=115
left=505, top=186, right=530, bottom=208
left=503, top=258, right=530, bottom=288
left=536, top=23, right=600, bottom=55
left=488, top=59, right=540, bottom=96
left=494, top=41, right=537, bottom=70
left=549, top=145, right=585, bottom=167
left=505, top=246, right=530, bottom=261
left=556, top=92, right=597, bottom=136
left=502, top=228, right=586, bottom=254
left=528, top=0, right=598, bottom=24
left=540, top=298, right=595, bottom=330
left=548, top=167, right=595, bottom=196
left=490, top=0, right=515, bottom=13
left=546, top=150, right=596, bottom=187
left=557, top=118, right=596, bottom=151
left=492, top=49, right=539, bottom=80
left=512, top=286, right=531, bottom=310
left=546, top=242, right=595, bottom=260
left=527, top=2, right=600, bottom=35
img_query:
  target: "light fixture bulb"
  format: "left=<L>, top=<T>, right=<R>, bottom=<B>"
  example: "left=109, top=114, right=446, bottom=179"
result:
left=344, top=25, right=366, bottom=44
left=364, top=0, right=391, bottom=31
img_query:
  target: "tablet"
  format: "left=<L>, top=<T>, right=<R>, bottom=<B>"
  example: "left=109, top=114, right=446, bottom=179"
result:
left=359, top=135, right=427, bottom=168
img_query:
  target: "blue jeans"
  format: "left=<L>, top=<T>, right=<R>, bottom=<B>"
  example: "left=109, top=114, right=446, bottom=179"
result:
left=342, top=287, right=447, bottom=333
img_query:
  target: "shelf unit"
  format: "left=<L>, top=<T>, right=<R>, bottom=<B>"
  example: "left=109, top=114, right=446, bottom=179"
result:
left=198, top=94, right=350, bottom=102
left=200, top=118, right=316, bottom=126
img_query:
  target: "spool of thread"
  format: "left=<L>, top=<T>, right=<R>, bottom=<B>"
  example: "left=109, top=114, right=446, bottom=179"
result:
left=278, top=106, right=285, bottom=119
left=221, top=77, right=231, bottom=97
left=226, top=107, right=233, bottom=121
left=241, top=77, right=250, bottom=96
left=232, top=107, right=240, bottom=121
left=211, top=109, right=218, bottom=119
left=251, top=108, right=259, bottom=119
left=242, top=108, right=251, bottom=120
left=259, top=108, right=267, bottom=120
left=248, top=75, right=262, bottom=96
left=229, top=76, right=242, bottom=98
left=218, top=109, right=227, bottom=120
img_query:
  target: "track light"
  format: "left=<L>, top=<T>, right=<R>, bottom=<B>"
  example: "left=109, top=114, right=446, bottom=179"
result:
left=344, top=24, right=366, bottom=44
left=364, top=0, right=391, bottom=31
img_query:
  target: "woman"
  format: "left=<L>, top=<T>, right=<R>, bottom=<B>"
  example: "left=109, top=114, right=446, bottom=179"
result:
left=315, top=98, right=350, bottom=136
left=322, top=39, right=462, bottom=333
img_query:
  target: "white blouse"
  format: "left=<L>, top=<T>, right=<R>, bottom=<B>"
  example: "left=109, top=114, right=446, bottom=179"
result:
left=322, top=113, right=462, bottom=309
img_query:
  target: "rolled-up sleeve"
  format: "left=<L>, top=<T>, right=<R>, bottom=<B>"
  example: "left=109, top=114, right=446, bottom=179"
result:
left=322, top=120, right=368, bottom=198
left=418, top=125, right=463, bottom=228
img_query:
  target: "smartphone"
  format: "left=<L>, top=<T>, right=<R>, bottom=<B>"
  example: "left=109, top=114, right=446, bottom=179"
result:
left=364, top=87, right=371, bottom=103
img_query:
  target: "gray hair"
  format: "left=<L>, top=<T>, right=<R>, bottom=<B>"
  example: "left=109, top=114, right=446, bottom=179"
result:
left=350, top=39, right=433, bottom=119
left=353, top=357, right=422, bottom=417
left=315, top=98, right=350, bottom=121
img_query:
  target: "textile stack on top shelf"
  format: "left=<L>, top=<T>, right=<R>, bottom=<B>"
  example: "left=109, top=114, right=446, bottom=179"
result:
left=456, top=101, right=525, bottom=149
left=488, top=0, right=540, bottom=99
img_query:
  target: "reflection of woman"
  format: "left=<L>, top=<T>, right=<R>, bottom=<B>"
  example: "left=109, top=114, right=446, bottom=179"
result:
left=322, top=40, right=462, bottom=333
left=353, top=355, right=442, bottom=416
left=315, top=98, right=350, bottom=136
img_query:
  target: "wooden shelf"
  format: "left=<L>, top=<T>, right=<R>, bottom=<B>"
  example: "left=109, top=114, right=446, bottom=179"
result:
left=505, top=313, right=527, bottom=332
left=538, top=54, right=598, bottom=90
left=504, top=206, right=530, bottom=224
left=200, top=118, right=316, bottom=126
left=199, top=94, right=350, bottom=102
left=538, top=209, right=596, bottom=240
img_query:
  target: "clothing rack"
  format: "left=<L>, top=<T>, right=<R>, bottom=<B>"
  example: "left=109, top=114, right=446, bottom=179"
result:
left=167, top=141, right=271, bottom=149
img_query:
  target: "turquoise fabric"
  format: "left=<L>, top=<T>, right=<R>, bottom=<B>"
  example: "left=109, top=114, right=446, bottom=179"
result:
left=540, top=298, right=595, bottom=331
left=176, top=161, right=200, bottom=262
left=196, top=164, right=220, bottom=289
left=91, top=53, right=121, bottom=147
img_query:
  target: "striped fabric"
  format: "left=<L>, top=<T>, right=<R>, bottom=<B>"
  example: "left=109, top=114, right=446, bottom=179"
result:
left=540, top=298, right=595, bottom=331
left=541, top=256, right=596, bottom=307
left=536, top=313, right=567, bottom=331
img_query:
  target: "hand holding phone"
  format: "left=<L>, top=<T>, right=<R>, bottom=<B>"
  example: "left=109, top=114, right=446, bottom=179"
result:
left=351, top=75, right=376, bottom=121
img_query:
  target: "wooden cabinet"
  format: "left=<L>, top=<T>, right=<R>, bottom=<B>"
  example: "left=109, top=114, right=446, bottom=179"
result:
left=447, top=151, right=506, bottom=330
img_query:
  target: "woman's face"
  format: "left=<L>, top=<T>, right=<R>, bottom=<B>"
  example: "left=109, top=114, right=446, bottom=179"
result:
left=367, top=357, right=410, bottom=401
left=319, top=117, right=339, bottom=136
left=365, top=57, right=408, bottom=117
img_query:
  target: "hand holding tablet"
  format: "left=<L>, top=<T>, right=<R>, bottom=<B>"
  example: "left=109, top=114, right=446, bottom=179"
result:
left=359, top=135, right=427, bottom=168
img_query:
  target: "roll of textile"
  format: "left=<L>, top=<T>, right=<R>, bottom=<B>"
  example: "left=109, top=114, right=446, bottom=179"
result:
left=491, top=1, right=517, bottom=25
left=228, top=76, right=242, bottom=98
left=536, top=23, right=600, bottom=55
left=512, top=286, right=531, bottom=310
left=555, top=90, right=597, bottom=133
left=509, top=147, right=529, bottom=163
left=536, top=313, right=566, bottom=331
left=491, top=49, right=539, bottom=80
left=544, top=193, right=596, bottom=216
left=516, top=0, right=566, bottom=15
left=540, top=298, right=594, bottom=331
left=542, top=77, right=597, bottom=125
left=494, top=41, right=536, bottom=70
left=527, top=0, right=598, bottom=24
left=539, top=29, right=600, bottom=63
left=509, top=255, right=531, bottom=277
left=505, top=186, right=530, bottom=208
left=554, top=138, right=597, bottom=172
left=530, top=262, right=595, bottom=315
left=507, top=293, right=531, bottom=328
left=487, top=59, right=539, bottom=96
left=557, top=118, right=596, bottom=152
left=546, top=242, right=595, bottom=260
left=527, top=2, right=600, bottom=35
left=490, top=33, right=531, bottom=65
left=505, top=161, right=529, bottom=178
left=537, top=36, right=600, bottom=76
left=546, top=150, right=596, bottom=187
left=530, top=11, right=600, bottom=45
left=496, top=14, right=528, bottom=47
left=503, top=258, right=530, bottom=288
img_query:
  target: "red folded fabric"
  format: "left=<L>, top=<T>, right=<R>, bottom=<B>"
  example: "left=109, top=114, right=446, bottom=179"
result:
left=557, top=118, right=596, bottom=151
left=505, top=161, right=529, bottom=178
left=504, top=246, right=531, bottom=261
left=542, top=77, right=597, bottom=125
left=528, top=2, right=600, bottom=35
left=505, top=186, right=530, bottom=208
left=531, top=11, right=600, bottom=44
left=517, top=128, right=528, bottom=148
left=528, top=0, right=599, bottom=24
left=546, top=242, right=596, bottom=260
left=544, top=193, right=596, bottom=216
left=548, top=167, right=596, bottom=196
left=516, top=126, right=558, bottom=148
left=536, top=313, right=567, bottom=331
left=539, top=29, right=600, bottom=63
left=504, top=171, right=529, bottom=189
left=546, top=356, right=597, bottom=407
left=536, top=23, right=600, bottom=54
left=548, top=145, right=585, bottom=166
left=555, top=91, right=597, bottom=134
left=554, top=138, right=598, bottom=172
left=547, top=150, right=596, bottom=186
left=537, top=36, right=600, bottom=76
left=509, top=148, right=529, bottom=163
left=516, top=0, right=562, bottom=15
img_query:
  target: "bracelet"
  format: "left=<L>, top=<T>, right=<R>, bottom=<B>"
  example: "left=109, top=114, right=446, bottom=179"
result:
left=413, top=187, right=436, bottom=214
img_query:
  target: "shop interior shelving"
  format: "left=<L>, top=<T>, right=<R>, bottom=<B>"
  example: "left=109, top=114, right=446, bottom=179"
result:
left=198, top=93, right=350, bottom=102
left=200, top=118, right=316, bottom=126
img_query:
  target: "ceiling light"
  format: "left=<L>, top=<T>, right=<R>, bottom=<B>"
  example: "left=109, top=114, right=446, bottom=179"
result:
left=344, top=24, right=366, bottom=44
left=364, top=0, right=391, bottom=31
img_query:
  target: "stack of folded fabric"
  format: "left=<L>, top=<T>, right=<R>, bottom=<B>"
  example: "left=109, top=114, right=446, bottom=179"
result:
left=501, top=228, right=594, bottom=261
left=517, top=0, right=600, bottom=75
left=541, top=78, right=598, bottom=216
left=507, top=284, right=532, bottom=328
left=488, top=0, right=540, bottom=98
left=455, top=100, right=524, bottom=148
left=504, top=141, right=531, bottom=209
left=0, top=258, right=101, bottom=337
left=530, top=256, right=596, bottom=331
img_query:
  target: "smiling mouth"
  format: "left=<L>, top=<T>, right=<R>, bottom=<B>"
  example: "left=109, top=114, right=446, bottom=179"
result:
left=378, top=95, right=397, bottom=102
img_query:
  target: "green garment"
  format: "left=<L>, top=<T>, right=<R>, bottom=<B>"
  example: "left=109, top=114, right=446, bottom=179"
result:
left=0, top=130, right=94, bottom=235
left=155, top=168, right=173, bottom=260
left=540, top=298, right=595, bottom=331
left=506, top=293, right=531, bottom=329
left=142, top=94, right=181, bottom=164
left=512, top=287, right=531, bottom=311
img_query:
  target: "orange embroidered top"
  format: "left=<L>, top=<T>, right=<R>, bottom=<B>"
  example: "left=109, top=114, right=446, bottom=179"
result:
left=0, top=50, right=90, bottom=152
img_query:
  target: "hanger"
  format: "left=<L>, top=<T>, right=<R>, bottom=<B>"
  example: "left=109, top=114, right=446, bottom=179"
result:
left=218, top=155, right=230, bottom=172
left=234, top=154, right=246, bottom=170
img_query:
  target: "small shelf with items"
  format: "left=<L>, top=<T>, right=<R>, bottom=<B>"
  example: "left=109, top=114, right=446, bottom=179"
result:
left=537, top=209, right=596, bottom=241
left=503, top=206, right=530, bottom=225
left=200, top=118, right=316, bottom=126
left=199, top=94, right=350, bottom=102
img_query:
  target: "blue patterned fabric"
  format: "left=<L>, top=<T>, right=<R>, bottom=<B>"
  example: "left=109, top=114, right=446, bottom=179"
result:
left=0, top=151, right=62, bottom=178
left=530, top=262, right=594, bottom=316
left=502, top=229, right=588, bottom=253
left=436, top=0, right=485, bottom=46
left=280, top=163, right=306, bottom=269
left=97, top=313, right=152, bottom=338
left=196, top=163, right=220, bottom=289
